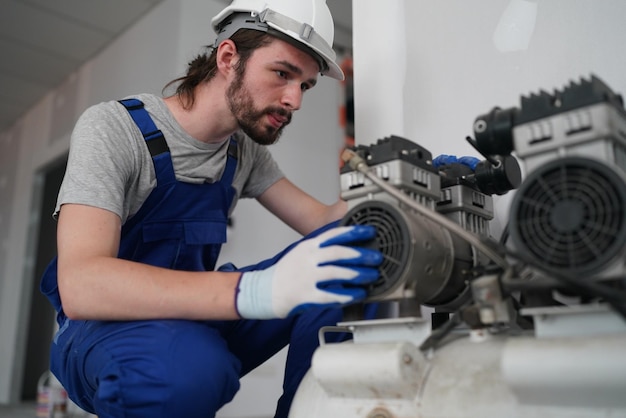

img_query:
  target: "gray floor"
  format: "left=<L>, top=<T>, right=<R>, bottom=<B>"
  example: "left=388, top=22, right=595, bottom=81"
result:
left=0, top=403, right=272, bottom=418
left=0, top=402, right=38, bottom=418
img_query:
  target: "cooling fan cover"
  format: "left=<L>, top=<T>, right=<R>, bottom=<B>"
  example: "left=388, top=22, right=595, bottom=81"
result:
left=509, top=157, right=626, bottom=276
left=340, top=200, right=411, bottom=297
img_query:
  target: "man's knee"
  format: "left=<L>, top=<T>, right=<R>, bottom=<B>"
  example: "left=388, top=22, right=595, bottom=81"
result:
left=88, top=320, right=242, bottom=417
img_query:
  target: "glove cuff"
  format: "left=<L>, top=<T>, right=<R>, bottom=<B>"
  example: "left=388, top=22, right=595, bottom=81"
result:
left=236, top=268, right=277, bottom=319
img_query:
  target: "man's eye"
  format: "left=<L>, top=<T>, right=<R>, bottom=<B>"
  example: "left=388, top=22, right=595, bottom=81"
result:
left=276, top=70, right=287, bottom=78
left=301, top=83, right=310, bottom=92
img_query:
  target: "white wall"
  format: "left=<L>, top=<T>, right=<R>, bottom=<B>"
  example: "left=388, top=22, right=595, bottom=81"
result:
left=0, top=1, right=346, bottom=416
left=0, top=1, right=182, bottom=405
left=353, top=0, right=626, bottom=233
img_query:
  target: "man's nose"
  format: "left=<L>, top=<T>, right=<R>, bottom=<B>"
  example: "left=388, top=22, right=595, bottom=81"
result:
left=281, top=83, right=303, bottom=111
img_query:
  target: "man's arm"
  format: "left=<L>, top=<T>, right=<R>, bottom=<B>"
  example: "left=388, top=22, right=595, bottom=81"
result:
left=56, top=203, right=241, bottom=321
left=256, top=178, right=347, bottom=236
left=57, top=201, right=381, bottom=321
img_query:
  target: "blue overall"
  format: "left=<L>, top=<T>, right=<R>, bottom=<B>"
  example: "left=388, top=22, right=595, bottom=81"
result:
left=40, top=99, right=357, bottom=418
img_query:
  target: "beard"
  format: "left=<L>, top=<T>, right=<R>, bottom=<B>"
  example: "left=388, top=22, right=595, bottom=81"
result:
left=226, top=70, right=292, bottom=146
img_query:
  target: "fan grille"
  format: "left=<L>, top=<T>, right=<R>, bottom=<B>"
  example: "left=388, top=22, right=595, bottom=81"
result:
left=341, top=200, right=410, bottom=297
left=510, top=157, right=625, bottom=274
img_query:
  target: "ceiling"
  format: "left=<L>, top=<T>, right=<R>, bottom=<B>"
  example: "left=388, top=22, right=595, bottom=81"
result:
left=0, top=0, right=352, bottom=133
left=0, top=0, right=165, bottom=132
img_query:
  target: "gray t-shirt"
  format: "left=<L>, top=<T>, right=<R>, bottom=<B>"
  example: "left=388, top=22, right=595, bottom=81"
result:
left=55, top=93, right=284, bottom=223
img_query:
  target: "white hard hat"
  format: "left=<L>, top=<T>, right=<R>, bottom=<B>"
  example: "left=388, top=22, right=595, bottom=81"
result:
left=211, top=0, right=344, bottom=80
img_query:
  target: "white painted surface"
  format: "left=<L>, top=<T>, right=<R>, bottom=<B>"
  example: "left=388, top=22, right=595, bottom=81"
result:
left=0, top=2, right=345, bottom=416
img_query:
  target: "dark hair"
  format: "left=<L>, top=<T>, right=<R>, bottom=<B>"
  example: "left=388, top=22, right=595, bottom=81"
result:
left=163, top=29, right=274, bottom=109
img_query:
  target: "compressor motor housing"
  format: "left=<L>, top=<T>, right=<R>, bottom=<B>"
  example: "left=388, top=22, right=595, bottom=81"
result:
left=339, top=136, right=503, bottom=309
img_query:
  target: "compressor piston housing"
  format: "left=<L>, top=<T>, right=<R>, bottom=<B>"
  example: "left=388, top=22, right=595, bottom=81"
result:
left=338, top=136, right=500, bottom=308
left=474, top=75, right=626, bottom=279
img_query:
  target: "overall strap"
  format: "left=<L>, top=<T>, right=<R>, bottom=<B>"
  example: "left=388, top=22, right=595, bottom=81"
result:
left=118, top=98, right=170, bottom=157
left=118, top=98, right=238, bottom=187
left=222, top=138, right=238, bottom=185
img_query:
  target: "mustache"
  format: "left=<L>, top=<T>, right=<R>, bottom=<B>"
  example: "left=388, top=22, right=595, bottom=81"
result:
left=265, top=106, right=292, bottom=125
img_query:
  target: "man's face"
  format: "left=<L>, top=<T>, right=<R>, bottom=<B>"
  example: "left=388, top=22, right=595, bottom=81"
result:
left=226, top=38, right=319, bottom=145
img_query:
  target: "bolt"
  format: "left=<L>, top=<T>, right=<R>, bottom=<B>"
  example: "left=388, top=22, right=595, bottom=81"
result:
left=474, top=119, right=487, bottom=133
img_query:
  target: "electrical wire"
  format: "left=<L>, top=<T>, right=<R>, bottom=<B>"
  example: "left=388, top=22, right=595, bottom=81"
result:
left=503, top=248, right=626, bottom=319
left=418, top=309, right=463, bottom=352
left=498, top=222, right=510, bottom=246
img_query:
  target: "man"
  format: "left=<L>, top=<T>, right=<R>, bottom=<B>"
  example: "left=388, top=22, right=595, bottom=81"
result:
left=40, top=1, right=382, bottom=417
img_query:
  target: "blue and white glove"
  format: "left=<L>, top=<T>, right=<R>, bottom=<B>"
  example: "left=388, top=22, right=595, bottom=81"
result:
left=433, top=154, right=480, bottom=170
left=235, top=225, right=382, bottom=319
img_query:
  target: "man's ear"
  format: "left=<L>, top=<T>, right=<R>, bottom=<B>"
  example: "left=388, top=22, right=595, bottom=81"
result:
left=216, top=40, right=239, bottom=76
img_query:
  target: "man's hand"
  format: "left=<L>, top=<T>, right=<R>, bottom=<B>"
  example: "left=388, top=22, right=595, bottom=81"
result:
left=236, top=225, right=382, bottom=319
left=432, top=154, right=480, bottom=170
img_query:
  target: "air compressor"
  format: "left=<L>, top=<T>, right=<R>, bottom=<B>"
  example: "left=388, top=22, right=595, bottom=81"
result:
left=289, top=75, right=626, bottom=418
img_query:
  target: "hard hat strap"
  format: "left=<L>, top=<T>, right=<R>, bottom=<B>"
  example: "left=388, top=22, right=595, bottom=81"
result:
left=259, top=9, right=336, bottom=62
left=213, top=12, right=269, bottom=47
